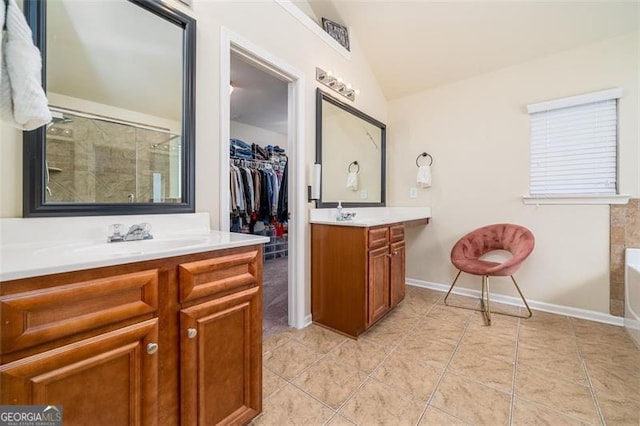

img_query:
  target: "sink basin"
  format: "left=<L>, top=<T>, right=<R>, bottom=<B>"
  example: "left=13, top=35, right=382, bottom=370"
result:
left=75, top=237, right=210, bottom=257
left=34, top=237, right=210, bottom=257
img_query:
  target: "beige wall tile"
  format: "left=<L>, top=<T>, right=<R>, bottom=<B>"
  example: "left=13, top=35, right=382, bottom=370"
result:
left=610, top=225, right=626, bottom=244
left=609, top=198, right=640, bottom=316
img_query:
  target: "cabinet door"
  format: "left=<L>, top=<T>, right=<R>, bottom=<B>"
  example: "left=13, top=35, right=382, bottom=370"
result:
left=367, top=245, right=390, bottom=326
left=0, top=319, right=158, bottom=426
left=180, top=286, right=262, bottom=426
left=390, top=241, right=406, bottom=307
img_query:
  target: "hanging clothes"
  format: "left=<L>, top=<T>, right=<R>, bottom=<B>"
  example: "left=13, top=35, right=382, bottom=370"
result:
left=277, top=161, right=288, bottom=223
left=229, top=139, right=288, bottom=234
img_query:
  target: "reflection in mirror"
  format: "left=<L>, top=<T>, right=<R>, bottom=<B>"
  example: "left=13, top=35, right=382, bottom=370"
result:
left=316, top=89, right=386, bottom=207
left=46, top=109, right=182, bottom=203
left=23, top=0, right=196, bottom=216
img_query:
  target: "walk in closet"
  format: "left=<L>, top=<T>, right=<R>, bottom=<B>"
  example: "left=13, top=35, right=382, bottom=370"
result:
left=229, top=52, right=289, bottom=337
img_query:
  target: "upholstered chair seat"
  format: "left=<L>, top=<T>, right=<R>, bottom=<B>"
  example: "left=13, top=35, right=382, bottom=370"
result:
left=445, top=223, right=535, bottom=325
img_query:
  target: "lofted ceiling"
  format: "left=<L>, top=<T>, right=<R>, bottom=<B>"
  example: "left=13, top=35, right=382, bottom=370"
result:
left=303, top=0, right=640, bottom=100
left=46, top=0, right=183, bottom=121
left=230, top=54, right=289, bottom=135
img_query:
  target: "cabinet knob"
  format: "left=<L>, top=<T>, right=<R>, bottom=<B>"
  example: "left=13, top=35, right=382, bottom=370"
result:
left=187, top=328, right=198, bottom=339
left=146, top=343, right=159, bottom=355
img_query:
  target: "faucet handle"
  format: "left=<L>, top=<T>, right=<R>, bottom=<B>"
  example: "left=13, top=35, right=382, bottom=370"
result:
left=107, top=223, right=126, bottom=242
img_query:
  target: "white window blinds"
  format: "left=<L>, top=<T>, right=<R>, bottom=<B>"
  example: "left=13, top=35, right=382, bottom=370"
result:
left=528, top=89, right=621, bottom=196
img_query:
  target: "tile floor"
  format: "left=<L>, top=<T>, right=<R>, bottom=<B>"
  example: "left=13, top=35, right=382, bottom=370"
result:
left=254, top=286, right=640, bottom=425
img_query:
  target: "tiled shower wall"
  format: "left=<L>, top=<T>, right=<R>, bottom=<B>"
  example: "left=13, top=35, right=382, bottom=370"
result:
left=610, top=198, right=640, bottom=316
left=46, top=115, right=177, bottom=204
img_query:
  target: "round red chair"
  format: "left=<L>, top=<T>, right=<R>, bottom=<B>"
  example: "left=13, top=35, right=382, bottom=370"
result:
left=444, top=223, right=534, bottom=325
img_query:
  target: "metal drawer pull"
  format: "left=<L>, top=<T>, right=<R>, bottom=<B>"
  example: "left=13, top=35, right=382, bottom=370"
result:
left=187, top=328, right=198, bottom=339
left=147, top=343, right=159, bottom=355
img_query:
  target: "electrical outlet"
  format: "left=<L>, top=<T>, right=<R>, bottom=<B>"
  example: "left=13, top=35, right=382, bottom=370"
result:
left=360, top=189, right=368, bottom=199
left=409, top=187, right=418, bottom=198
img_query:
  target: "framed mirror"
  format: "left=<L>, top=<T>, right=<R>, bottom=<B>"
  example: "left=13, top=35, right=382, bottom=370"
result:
left=23, top=0, right=196, bottom=217
left=316, top=89, right=386, bottom=208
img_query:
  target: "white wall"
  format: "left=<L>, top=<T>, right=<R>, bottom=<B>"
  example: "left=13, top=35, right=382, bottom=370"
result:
left=230, top=120, right=287, bottom=150
left=0, top=0, right=388, bottom=323
left=0, top=0, right=387, bottom=219
left=389, top=32, right=639, bottom=314
left=321, top=108, right=382, bottom=203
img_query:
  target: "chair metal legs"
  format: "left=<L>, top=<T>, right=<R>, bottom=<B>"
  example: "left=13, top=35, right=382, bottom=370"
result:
left=444, top=270, right=533, bottom=325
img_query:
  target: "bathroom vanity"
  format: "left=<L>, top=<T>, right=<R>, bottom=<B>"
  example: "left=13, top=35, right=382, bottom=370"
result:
left=310, top=207, right=430, bottom=338
left=0, top=214, right=267, bottom=425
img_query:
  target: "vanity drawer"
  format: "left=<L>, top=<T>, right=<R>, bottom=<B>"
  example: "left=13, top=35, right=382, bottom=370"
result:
left=368, top=227, right=389, bottom=249
left=179, top=249, right=259, bottom=303
left=390, top=225, right=405, bottom=242
left=0, top=270, right=159, bottom=354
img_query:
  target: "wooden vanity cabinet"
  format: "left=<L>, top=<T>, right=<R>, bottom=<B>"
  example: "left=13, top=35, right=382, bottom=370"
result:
left=311, top=223, right=406, bottom=338
left=0, top=244, right=263, bottom=426
left=178, top=252, right=262, bottom=425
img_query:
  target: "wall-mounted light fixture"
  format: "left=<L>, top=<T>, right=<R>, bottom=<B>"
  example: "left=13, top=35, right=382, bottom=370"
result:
left=316, top=67, right=359, bottom=102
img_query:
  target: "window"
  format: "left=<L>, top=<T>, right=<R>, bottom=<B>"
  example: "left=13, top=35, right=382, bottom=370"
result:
left=526, top=88, right=623, bottom=202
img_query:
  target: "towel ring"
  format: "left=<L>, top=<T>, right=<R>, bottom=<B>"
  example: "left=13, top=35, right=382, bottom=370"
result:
left=416, top=152, right=433, bottom=167
left=348, top=161, right=360, bottom=173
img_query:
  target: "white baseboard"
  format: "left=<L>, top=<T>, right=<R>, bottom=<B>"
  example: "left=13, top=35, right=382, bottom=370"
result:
left=407, top=278, right=625, bottom=327
left=298, top=314, right=313, bottom=330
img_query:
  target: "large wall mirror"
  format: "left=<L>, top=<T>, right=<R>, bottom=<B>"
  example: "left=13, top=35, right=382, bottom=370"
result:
left=316, top=89, right=386, bottom=208
left=23, top=0, right=196, bottom=216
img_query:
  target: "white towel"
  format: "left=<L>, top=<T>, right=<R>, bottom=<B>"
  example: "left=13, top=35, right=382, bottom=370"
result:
left=417, top=165, right=432, bottom=188
left=0, top=0, right=51, bottom=131
left=346, top=171, right=358, bottom=191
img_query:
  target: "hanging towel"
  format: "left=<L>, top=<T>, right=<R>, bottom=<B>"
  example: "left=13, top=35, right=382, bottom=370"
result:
left=0, top=0, right=51, bottom=131
left=346, top=171, right=358, bottom=191
left=417, top=165, right=432, bottom=188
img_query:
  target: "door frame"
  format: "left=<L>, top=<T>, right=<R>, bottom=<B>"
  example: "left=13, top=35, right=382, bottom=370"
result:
left=219, top=28, right=307, bottom=329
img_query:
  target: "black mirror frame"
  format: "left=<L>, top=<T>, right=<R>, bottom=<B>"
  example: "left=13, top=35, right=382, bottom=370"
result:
left=23, top=0, right=196, bottom=217
left=315, top=88, right=386, bottom=208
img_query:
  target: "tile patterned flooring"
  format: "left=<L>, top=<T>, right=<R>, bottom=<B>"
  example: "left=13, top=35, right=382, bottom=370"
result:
left=254, top=286, right=640, bottom=425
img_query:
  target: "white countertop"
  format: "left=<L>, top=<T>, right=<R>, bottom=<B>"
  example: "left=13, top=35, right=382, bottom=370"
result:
left=309, top=206, right=431, bottom=227
left=0, top=213, right=268, bottom=281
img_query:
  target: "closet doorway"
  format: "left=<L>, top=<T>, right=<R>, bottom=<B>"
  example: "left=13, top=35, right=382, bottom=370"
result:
left=228, top=49, right=291, bottom=338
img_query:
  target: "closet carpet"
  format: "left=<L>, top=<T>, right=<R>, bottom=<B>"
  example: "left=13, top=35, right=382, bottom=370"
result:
left=263, top=256, right=289, bottom=338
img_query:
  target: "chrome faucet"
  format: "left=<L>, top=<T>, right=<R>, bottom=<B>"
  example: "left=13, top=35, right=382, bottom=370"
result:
left=108, top=223, right=153, bottom=243
left=338, top=211, right=357, bottom=221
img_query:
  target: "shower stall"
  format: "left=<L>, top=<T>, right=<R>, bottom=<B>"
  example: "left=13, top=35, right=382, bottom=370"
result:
left=45, top=107, right=182, bottom=204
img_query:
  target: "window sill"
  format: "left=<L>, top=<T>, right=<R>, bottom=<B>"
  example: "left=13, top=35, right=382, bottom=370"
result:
left=522, top=195, right=631, bottom=205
